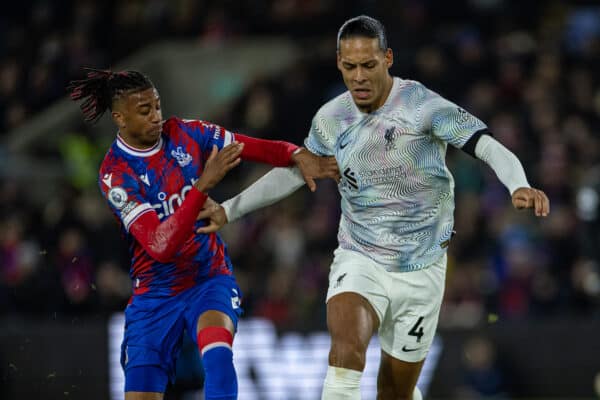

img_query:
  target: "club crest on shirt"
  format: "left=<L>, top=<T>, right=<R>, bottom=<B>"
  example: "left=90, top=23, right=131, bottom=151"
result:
left=108, top=186, right=128, bottom=209
left=384, top=127, right=397, bottom=151
left=171, top=146, right=192, bottom=167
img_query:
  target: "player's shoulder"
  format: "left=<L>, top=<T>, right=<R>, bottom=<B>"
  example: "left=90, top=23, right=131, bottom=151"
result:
left=98, top=145, right=135, bottom=182
left=162, top=116, right=181, bottom=130
left=312, top=90, right=356, bottom=135
left=396, top=78, right=429, bottom=97
left=163, top=116, right=207, bottom=128
left=99, top=144, right=122, bottom=173
left=315, top=90, right=352, bottom=119
left=161, top=116, right=189, bottom=135
left=392, top=78, right=442, bottom=111
left=163, top=116, right=220, bottom=138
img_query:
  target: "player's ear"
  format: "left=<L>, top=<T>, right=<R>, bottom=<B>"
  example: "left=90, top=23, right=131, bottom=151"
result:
left=112, top=110, right=125, bottom=129
left=385, top=48, right=393, bottom=69
left=111, top=96, right=128, bottom=129
left=336, top=51, right=343, bottom=71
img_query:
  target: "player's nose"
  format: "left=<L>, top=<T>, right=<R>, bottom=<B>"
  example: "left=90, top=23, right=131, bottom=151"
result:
left=353, top=67, right=366, bottom=83
left=150, top=109, right=162, bottom=123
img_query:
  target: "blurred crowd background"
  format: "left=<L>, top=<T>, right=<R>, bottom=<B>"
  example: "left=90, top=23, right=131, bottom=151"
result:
left=1, top=1, right=600, bottom=398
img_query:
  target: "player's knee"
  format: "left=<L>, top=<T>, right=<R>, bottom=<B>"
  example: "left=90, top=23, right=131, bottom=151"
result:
left=329, top=340, right=368, bottom=370
left=197, top=327, right=237, bottom=400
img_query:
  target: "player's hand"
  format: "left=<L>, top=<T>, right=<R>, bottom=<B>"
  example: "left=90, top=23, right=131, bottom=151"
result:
left=196, top=197, right=228, bottom=234
left=511, top=187, right=550, bottom=217
left=194, top=143, right=244, bottom=192
left=291, top=148, right=340, bottom=192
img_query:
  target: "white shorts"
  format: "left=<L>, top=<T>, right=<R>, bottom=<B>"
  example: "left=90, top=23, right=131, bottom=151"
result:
left=326, top=247, right=446, bottom=362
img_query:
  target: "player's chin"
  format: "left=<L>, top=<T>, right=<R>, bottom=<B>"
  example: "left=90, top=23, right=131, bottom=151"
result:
left=352, top=97, right=375, bottom=111
left=352, top=95, right=372, bottom=105
left=146, top=129, right=161, bottom=140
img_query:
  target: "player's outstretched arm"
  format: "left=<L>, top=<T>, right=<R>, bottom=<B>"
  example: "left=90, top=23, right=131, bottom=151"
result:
left=234, top=134, right=339, bottom=191
left=472, top=134, right=550, bottom=217
left=196, top=167, right=306, bottom=233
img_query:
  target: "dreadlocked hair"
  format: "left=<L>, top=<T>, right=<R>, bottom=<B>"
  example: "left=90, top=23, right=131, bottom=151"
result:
left=67, top=67, right=154, bottom=124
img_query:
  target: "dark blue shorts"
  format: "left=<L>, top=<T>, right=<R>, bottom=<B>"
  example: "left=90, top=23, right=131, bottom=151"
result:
left=120, top=274, right=242, bottom=392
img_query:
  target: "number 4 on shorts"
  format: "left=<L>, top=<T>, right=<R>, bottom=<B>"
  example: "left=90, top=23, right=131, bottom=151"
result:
left=408, top=316, right=425, bottom=343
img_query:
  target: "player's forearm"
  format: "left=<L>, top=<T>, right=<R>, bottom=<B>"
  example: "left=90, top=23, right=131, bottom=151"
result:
left=475, top=134, right=530, bottom=195
left=222, top=167, right=305, bottom=222
left=129, top=188, right=207, bottom=262
left=235, top=134, right=299, bottom=167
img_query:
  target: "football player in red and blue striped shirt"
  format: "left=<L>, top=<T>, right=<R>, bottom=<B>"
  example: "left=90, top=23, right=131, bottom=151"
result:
left=68, top=68, right=339, bottom=400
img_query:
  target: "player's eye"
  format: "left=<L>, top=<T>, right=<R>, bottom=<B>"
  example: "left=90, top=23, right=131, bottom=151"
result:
left=364, top=62, right=376, bottom=69
left=343, top=63, right=355, bottom=70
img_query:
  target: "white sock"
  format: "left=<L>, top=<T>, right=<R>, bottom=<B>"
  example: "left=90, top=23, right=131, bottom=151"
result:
left=413, top=386, right=423, bottom=400
left=321, top=366, right=362, bottom=400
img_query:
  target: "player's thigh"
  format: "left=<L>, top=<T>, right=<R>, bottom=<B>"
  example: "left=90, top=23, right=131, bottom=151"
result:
left=327, top=292, right=379, bottom=369
left=122, top=298, right=186, bottom=393
left=125, top=391, right=163, bottom=400
left=377, top=351, right=424, bottom=400
left=379, top=254, right=446, bottom=363
left=326, top=248, right=388, bottom=346
left=185, top=274, right=242, bottom=339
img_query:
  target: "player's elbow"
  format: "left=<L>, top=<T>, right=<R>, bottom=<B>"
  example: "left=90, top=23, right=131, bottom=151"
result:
left=146, top=243, right=178, bottom=263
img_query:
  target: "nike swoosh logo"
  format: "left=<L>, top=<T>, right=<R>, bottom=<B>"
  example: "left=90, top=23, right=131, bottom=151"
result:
left=402, top=345, right=419, bottom=352
left=339, top=140, right=350, bottom=149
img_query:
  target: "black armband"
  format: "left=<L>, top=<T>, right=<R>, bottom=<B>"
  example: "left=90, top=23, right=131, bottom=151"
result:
left=461, top=129, right=492, bottom=158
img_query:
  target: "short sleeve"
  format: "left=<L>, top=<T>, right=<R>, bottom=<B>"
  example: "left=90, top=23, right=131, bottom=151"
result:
left=99, top=169, right=153, bottom=232
left=304, top=113, right=335, bottom=156
left=418, top=85, right=487, bottom=148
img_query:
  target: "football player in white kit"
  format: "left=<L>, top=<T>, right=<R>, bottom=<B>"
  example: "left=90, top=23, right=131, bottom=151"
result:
left=197, top=15, right=550, bottom=400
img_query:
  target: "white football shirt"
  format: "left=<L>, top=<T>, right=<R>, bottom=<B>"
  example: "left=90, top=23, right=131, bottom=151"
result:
left=305, top=77, right=487, bottom=271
